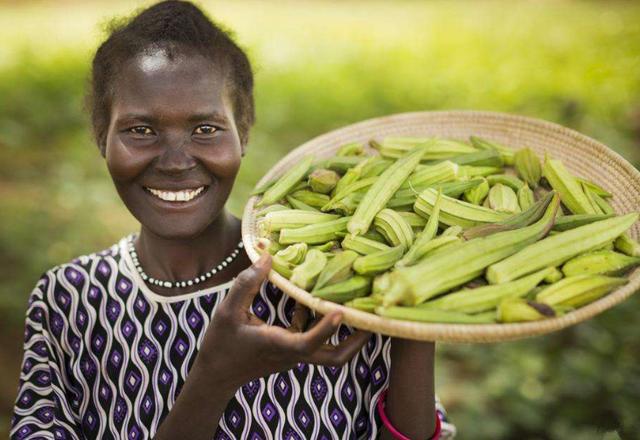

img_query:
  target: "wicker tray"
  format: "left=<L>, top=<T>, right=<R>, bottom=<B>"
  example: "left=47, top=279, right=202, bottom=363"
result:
left=241, top=110, right=640, bottom=343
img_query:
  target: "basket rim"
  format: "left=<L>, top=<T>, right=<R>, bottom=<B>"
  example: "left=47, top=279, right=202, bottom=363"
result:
left=241, top=110, right=640, bottom=343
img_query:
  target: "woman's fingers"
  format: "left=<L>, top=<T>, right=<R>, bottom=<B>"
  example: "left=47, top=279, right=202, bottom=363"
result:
left=260, top=311, right=342, bottom=355
left=295, top=311, right=343, bottom=351
left=286, top=302, right=310, bottom=333
left=222, top=253, right=271, bottom=313
left=305, top=330, right=372, bottom=367
left=257, top=312, right=372, bottom=369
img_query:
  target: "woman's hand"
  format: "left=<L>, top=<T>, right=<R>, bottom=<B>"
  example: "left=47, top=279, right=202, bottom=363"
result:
left=198, top=252, right=372, bottom=392
left=154, top=253, right=371, bottom=440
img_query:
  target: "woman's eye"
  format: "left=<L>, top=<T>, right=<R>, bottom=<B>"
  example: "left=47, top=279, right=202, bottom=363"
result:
left=129, top=126, right=154, bottom=136
left=194, top=124, right=217, bottom=135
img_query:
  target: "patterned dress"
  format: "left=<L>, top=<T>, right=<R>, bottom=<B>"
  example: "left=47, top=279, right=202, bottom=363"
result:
left=11, top=235, right=457, bottom=439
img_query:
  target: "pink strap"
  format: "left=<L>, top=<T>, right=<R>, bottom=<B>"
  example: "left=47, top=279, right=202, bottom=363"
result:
left=376, top=389, right=441, bottom=440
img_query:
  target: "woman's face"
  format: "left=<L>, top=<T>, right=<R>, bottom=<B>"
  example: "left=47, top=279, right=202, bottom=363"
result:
left=104, top=50, right=243, bottom=239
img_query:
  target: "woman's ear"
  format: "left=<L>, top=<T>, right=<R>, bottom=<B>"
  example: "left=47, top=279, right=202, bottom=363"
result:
left=98, top=142, right=107, bottom=159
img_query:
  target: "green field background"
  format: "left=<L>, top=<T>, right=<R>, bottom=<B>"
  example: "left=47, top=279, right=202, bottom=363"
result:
left=1, top=1, right=639, bottom=438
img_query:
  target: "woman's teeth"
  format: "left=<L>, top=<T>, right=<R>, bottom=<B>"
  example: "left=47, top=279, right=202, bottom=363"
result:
left=146, top=186, right=205, bottom=202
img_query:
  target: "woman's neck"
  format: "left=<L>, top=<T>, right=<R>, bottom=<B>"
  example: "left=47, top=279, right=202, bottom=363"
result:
left=134, top=209, right=244, bottom=287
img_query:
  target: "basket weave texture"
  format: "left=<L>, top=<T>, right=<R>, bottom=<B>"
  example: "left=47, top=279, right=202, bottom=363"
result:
left=241, top=110, right=640, bottom=343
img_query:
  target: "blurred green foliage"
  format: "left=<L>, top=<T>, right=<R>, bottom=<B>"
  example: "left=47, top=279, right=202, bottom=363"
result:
left=1, top=1, right=639, bottom=438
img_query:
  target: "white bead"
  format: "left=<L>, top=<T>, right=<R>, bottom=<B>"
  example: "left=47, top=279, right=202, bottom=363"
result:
left=187, top=280, right=193, bottom=286
left=238, top=242, right=244, bottom=248
left=141, top=274, right=148, bottom=280
left=194, top=278, right=200, bottom=284
left=206, top=273, right=212, bottom=278
left=221, top=261, right=227, bottom=267
left=226, top=256, right=233, bottom=263
left=149, top=278, right=155, bottom=283
left=164, top=282, right=171, bottom=288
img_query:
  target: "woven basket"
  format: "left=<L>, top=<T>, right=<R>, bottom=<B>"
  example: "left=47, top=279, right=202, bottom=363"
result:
left=241, top=110, right=640, bottom=343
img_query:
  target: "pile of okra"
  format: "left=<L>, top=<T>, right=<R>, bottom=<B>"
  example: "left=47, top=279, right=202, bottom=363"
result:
left=253, top=136, right=640, bottom=324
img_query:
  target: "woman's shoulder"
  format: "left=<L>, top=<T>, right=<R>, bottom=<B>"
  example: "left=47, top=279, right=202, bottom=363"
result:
left=29, top=235, right=129, bottom=303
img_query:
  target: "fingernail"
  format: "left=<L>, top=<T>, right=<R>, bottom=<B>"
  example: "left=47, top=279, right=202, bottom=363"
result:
left=332, top=313, right=342, bottom=326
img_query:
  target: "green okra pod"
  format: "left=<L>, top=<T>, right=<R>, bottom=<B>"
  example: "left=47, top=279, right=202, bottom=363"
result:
left=397, top=190, right=443, bottom=267
left=289, top=190, right=330, bottom=209
left=458, top=166, right=505, bottom=178
left=373, top=209, right=415, bottom=248
left=353, top=245, right=406, bottom=275
left=275, top=243, right=308, bottom=265
left=517, top=184, right=535, bottom=211
left=256, top=203, right=289, bottom=218
left=396, top=211, right=427, bottom=230
left=336, top=142, right=365, bottom=157
left=290, top=249, right=328, bottom=290
left=312, top=276, right=372, bottom=303
left=382, top=194, right=560, bottom=306
left=323, top=177, right=377, bottom=211
left=375, top=306, right=496, bottom=324
left=552, top=213, right=614, bottom=231
left=486, top=213, right=639, bottom=284
left=561, top=250, right=640, bottom=277
left=400, top=161, right=459, bottom=190
left=308, top=169, right=340, bottom=194
left=488, top=183, right=521, bottom=213
left=341, top=234, right=391, bottom=255
left=486, top=174, right=525, bottom=191
left=514, top=147, right=542, bottom=188
left=258, top=155, right=314, bottom=206
left=469, top=136, right=516, bottom=165
left=463, top=177, right=489, bottom=206
left=544, top=267, right=564, bottom=283
left=259, top=210, right=340, bottom=233
left=576, top=178, right=612, bottom=198
left=344, top=295, right=382, bottom=312
left=348, top=146, right=425, bottom=235
left=279, top=217, right=351, bottom=245
left=497, top=298, right=555, bottom=323
left=542, top=155, right=595, bottom=215
left=313, top=250, right=359, bottom=291
left=414, top=188, right=510, bottom=228
left=614, top=233, right=640, bottom=257
left=286, top=195, right=320, bottom=212
left=536, top=275, right=627, bottom=308
left=315, top=156, right=362, bottom=174
left=419, top=267, right=554, bottom=313
left=372, top=137, right=476, bottom=161
left=436, top=149, right=504, bottom=168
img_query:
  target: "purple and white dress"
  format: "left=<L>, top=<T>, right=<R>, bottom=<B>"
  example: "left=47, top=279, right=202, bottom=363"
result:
left=11, top=234, right=457, bottom=439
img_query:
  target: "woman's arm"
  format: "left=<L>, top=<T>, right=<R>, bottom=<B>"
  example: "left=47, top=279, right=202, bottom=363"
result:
left=152, top=354, right=239, bottom=439
left=11, top=273, right=84, bottom=440
left=379, top=339, right=436, bottom=440
left=153, top=254, right=371, bottom=440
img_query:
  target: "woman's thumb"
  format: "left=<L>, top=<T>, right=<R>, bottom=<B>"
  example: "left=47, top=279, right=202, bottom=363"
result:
left=224, top=253, right=271, bottom=311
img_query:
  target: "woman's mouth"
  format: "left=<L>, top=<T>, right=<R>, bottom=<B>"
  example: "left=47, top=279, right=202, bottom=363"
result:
left=144, top=186, right=207, bottom=203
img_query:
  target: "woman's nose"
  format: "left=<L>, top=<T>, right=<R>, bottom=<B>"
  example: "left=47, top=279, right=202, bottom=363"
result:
left=155, top=135, right=198, bottom=175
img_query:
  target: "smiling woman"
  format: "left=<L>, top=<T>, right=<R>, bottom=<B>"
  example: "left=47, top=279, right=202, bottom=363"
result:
left=9, top=1, right=455, bottom=440
left=104, top=51, right=243, bottom=243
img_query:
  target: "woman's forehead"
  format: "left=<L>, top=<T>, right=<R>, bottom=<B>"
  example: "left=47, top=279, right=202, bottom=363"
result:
left=111, top=50, right=230, bottom=118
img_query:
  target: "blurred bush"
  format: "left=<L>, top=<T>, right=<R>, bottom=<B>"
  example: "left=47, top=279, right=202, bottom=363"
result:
left=1, top=1, right=639, bottom=438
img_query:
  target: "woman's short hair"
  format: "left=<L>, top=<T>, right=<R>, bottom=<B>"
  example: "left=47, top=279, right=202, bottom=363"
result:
left=88, top=0, right=255, bottom=149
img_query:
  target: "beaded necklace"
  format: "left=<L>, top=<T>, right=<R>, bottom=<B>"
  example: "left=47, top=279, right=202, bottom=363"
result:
left=126, top=233, right=244, bottom=289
